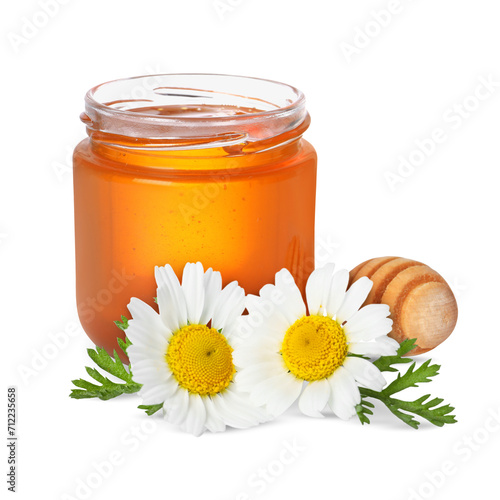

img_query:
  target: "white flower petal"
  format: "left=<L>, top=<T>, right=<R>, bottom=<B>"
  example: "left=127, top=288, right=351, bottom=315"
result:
left=128, top=351, right=172, bottom=382
left=125, top=321, right=169, bottom=354
left=210, top=391, right=262, bottom=429
left=242, top=327, right=284, bottom=348
left=126, top=298, right=170, bottom=343
left=377, top=335, right=401, bottom=352
left=346, top=318, right=393, bottom=342
left=181, top=262, right=205, bottom=325
left=222, top=316, right=256, bottom=346
left=298, top=379, right=331, bottom=417
left=343, top=357, right=386, bottom=391
left=232, top=329, right=283, bottom=358
left=125, top=327, right=160, bottom=353
left=128, top=355, right=170, bottom=373
left=155, top=265, right=188, bottom=332
left=250, top=372, right=303, bottom=417
left=203, top=396, right=226, bottom=433
left=225, top=387, right=269, bottom=422
left=127, top=297, right=158, bottom=325
left=232, top=341, right=282, bottom=367
left=245, top=292, right=291, bottom=334
left=336, top=277, right=373, bottom=324
left=211, top=281, right=245, bottom=331
left=325, top=269, right=349, bottom=318
left=348, top=338, right=399, bottom=357
left=134, top=372, right=177, bottom=399
left=234, top=360, right=285, bottom=390
left=210, top=394, right=246, bottom=428
left=344, top=304, right=390, bottom=333
left=245, top=293, right=265, bottom=316
left=274, top=269, right=307, bottom=321
left=164, top=388, right=189, bottom=425
left=199, top=268, right=222, bottom=325
left=306, top=263, right=335, bottom=316
left=138, top=379, right=177, bottom=405
left=127, top=348, right=169, bottom=375
left=328, top=366, right=360, bottom=420
left=182, top=394, right=207, bottom=436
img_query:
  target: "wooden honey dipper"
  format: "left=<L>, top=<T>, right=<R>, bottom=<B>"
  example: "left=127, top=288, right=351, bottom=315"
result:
left=349, top=257, right=458, bottom=355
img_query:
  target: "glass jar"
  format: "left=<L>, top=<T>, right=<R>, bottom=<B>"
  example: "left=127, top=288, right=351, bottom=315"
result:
left=73, top=74, right=317, bottom=356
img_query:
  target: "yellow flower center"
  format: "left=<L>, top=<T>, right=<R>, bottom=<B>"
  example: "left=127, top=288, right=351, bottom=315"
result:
left=166, top=324, right=235, bottom=396
left=281, top=315, right=348, bottom=381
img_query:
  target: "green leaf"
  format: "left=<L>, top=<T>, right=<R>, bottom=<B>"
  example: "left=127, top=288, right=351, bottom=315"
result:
left=117, top=335, right=132, bottom=354
left=139, top=403, right=163, bottom=416
left=383, top=359, right=440, bottom=396
left=373, top=338, right=417, bottom=372
left=114, top=315, right=129, bottom=331
left=359, top=370, right=456, bottom=429
left=356, top=338, right=456, bottom=429
left=360, top=390, right=457, bottom=429
left=388, top=395, right=457, bottom=427
left=347, top=352, right=371, bottom=360
left=356, top=400, right=374, bottom=425
left=384, top=402, right=421, bottom=429
left=86, top=346, right=129, bottom=383
left=396, top=338, right=419, bottom=357
left=69, top=334, right=142, bottom=401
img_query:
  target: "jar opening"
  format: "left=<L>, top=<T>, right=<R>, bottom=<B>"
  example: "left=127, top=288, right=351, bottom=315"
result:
left=83, top=74, right=308, bottom=150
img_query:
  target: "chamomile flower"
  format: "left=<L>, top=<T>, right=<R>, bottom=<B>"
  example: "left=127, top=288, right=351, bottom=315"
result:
left=126, top=262, right=267, bottom=436
left=235, top=264, right=400, bottom=420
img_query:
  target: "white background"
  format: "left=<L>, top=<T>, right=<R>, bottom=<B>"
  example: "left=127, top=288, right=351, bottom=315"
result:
left=2, top=0, right=499, bottom=499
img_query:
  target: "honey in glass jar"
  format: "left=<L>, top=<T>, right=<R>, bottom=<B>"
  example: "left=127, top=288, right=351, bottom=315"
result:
left=73, top=74, right=317, bottom=356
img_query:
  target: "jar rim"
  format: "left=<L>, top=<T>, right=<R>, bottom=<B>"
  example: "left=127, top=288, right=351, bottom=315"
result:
left=83, top=73, right=308, bottom=149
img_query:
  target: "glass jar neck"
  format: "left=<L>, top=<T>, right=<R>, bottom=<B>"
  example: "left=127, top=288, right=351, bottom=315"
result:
left=82, top=74, right=309, bottom=153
